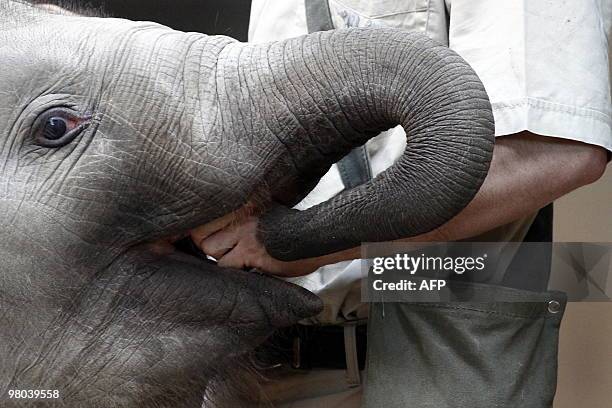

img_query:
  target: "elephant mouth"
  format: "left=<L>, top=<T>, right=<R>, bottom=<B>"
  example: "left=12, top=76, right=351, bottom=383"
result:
left=139, top=214, right=323, bottom=329
left=148, top=200, right=263, bottom=258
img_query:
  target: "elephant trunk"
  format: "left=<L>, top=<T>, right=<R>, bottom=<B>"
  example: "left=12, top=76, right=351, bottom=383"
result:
left=215, top=28, right=494, bottom=261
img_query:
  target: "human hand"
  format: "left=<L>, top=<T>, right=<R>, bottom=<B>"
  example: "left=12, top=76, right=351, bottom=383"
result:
left=191, top=212, right=321, bottom=277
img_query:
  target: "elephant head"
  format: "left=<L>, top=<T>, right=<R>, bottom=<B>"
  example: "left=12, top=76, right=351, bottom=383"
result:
left=0, top=1, right=494, bottom=407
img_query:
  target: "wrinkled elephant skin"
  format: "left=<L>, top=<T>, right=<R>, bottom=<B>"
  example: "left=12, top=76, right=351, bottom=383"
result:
left=0, top=1, right=494, bottom=407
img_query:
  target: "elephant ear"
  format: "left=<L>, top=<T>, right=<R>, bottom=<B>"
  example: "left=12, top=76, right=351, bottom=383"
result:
left=251, top=29, right=494, bottom=261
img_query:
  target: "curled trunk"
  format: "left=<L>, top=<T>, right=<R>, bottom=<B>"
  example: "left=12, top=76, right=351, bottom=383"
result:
left=216, top=28, right=495, bottom=261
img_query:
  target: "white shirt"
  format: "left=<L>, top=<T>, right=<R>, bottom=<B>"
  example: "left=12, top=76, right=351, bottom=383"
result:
left=249, top=0, right=612, bottom=324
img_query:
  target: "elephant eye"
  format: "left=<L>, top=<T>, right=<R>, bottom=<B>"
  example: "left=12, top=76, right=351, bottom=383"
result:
left=44, top=117, right=69, bottom=140
left=33, top=108, right=91, bottom=148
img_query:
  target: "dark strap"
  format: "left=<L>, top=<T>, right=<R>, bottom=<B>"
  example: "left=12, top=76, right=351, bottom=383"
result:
left=503, top=204, right=554, bottom=291
left=337, top=147, right=373, bottom=189
left=305, top=0, right=335, bottom=32
left=305, top=0, right=373, bottom=189
left=261, top=323, right=368, bottom=370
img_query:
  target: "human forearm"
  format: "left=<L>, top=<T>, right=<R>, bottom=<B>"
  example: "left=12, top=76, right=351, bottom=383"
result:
left=411, top=131, right=607, bottom=242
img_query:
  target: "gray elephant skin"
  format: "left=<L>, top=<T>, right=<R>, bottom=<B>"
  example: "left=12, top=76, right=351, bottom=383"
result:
left=0, top=1, right=494, bottom=407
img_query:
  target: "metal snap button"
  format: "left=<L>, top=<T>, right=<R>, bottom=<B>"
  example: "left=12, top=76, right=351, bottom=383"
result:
left=548, top=300, right=561, bottom=314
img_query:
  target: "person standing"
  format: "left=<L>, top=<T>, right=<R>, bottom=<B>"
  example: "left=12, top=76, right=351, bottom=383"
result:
left=194, top=1, right=611, bottom=406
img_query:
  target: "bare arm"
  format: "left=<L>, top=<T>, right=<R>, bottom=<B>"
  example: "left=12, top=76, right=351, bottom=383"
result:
left=413, top=131, right=607, bottom=241
left=193, top=132, right=608, bottom=276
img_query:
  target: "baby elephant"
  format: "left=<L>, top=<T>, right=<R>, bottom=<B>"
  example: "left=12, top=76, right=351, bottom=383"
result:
left=0, top=1, right=494, bottom=407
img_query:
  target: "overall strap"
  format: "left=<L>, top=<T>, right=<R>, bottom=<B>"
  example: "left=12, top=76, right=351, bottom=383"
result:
left=305, top=0, right=373, bottom=189
left=305, top=0, right=368, bottom=387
